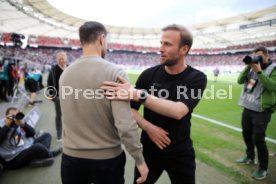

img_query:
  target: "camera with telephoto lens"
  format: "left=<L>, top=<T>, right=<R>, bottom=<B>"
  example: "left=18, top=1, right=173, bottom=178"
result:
left=242, top=55, right=263, bottom=65
left=8, top=112, right=25, bottom=127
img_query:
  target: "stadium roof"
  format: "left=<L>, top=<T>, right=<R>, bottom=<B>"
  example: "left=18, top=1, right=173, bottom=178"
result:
left=1, top=0, right=276, bottom=48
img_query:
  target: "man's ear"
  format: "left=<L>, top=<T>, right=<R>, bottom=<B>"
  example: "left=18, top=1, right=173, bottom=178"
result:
left=99, top=34, right=105, bottom=46
left=180, top=45, right=189, bottom=55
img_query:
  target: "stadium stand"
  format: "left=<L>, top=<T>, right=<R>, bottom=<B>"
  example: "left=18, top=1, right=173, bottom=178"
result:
left=1, top=43, right=275, bottom=75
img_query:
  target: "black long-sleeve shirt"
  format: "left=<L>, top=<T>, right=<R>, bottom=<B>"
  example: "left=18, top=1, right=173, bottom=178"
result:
left=47, top=64, right=64, bottom=97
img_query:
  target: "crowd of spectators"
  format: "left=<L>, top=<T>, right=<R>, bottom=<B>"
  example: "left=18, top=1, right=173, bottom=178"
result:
left=1, top=31, right=276, bottom=74
left=1, top=32, right=275, bottom=54
left=1, top=46, right=276, bottom=74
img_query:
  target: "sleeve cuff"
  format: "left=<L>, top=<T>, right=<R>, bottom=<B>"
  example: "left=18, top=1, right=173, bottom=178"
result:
left=134, top=152, right=145, bottom=166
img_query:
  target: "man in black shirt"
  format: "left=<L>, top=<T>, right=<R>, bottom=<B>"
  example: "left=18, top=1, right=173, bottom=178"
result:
left=47, top=51, right=67, bottom=141
left=101, top=24, right=207, bottom=184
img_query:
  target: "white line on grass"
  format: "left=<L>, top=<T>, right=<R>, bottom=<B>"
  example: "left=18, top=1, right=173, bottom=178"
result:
left=192, top=113, right=276, bottom=144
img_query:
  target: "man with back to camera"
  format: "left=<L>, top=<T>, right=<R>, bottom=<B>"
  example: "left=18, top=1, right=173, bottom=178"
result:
left=236, top=46, right=276, bottom=180
left=59, top=21, right=148, bottom=184
left=101, top=24, right=207, bottom=184
left=0, top=107, right=62, bottom=171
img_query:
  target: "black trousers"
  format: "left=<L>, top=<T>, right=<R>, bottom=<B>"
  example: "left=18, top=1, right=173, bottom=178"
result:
left=3, top=133, right=52, bottom=169
left=7, top=77, right=14, bottom=96
left=25, top=79, right=38, bottom=93
left=53, top=97, right=62, bottom=139
left=134, top=151, right=196, bottom=184
left=241, top=108, right=271, bottom=170
left=0, top=80, right=8, bottom=100
left=61, top=151, right=126, bottom=184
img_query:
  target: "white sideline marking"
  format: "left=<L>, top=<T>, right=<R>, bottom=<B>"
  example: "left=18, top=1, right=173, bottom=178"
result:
left=192, top=113, right=276, bottom=144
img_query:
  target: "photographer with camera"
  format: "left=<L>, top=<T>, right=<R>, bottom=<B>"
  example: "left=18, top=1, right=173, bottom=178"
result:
left=236, top=46, right=276, bottom=180
left=0, top=107, right=62, bottom=172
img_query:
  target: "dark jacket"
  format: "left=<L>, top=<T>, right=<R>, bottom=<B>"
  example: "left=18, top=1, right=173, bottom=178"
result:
left=0, top=122, right=35, bottom=161
left=47, top=64, right=64, bottom=97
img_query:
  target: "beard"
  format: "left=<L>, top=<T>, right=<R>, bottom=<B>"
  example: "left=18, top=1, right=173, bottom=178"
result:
left=161, top=58, right=178, bottom=66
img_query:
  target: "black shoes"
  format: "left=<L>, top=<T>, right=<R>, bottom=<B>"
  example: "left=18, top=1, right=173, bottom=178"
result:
left=29, top=157, right=54, bottom=167
left=33, top=100, right=43, bottom=103
left=28, top=102, right=34, bottom=107
left=51, top=147, right=63, bottom=157
left=28, top=100, right=43, bottom=107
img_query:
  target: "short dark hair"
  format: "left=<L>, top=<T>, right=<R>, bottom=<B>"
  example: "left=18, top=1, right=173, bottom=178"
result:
left=79, top=21, right=107, bottom=45
left=162, top=24, right=193, bottom=52
left=5, top=107, right=18, bottom=116
left=253, top=46, right=268, bottom=55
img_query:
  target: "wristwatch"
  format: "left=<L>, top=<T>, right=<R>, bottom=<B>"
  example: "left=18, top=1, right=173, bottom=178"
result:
left=257, top=71, right=262, bottom=74
left=138, top=91, right=149, bottom=104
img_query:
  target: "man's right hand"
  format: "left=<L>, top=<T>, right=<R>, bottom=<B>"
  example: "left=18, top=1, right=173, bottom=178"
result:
left=136, top=162, right=149, bottom=184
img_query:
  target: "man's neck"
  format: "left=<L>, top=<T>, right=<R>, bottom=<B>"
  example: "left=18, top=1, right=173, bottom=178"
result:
left=82, top=44, right=101, bottom=57
left=165, top=59, right=187, bottom=75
